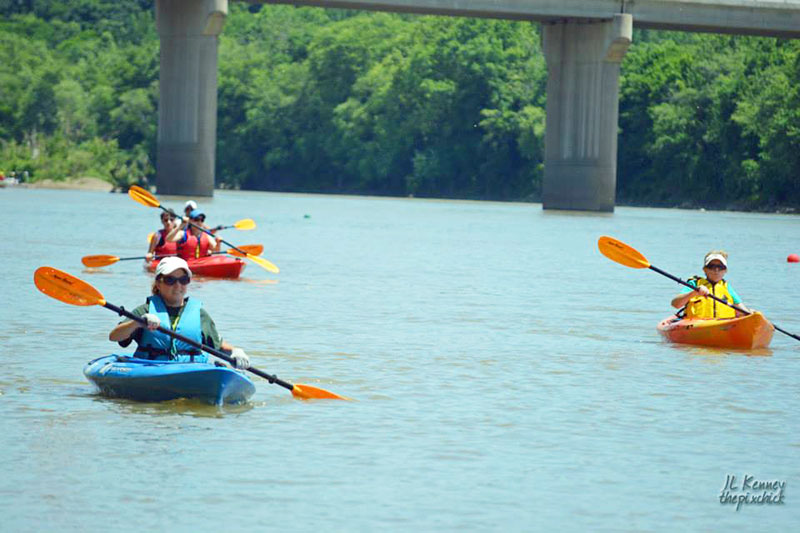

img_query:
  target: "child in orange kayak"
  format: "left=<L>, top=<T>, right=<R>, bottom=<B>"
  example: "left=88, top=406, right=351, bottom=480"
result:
left=670, top=250, right=751, bottom=319
left=167, top=209, right=221, bottom=259
left=145, top=212, right=178, bottom=261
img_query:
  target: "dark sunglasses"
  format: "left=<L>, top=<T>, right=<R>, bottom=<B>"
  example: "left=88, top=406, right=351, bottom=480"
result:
left=705, top=264, right=726, bottom=271
left=160, top=274, right=191, bottom=285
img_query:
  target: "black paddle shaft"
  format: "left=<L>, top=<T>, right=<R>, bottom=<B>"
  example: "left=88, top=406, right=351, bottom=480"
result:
left=649, top=265, right=800, bottom=342
left=115, top=251, right=231, bottom=262
left=158, top=205, right=249, bottom=256
left=103, top=301, right=296, bottom=391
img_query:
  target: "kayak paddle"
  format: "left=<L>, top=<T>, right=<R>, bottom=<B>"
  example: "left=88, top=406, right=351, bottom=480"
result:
left=82, top=245, right=265, bottom=268
left=127, top=186, right=279, bottom=274
left=212, top=218, right=256, bottom=232
left=597, top=236, right=800, bottom=342
left=33, top=266, right=349, bottom=400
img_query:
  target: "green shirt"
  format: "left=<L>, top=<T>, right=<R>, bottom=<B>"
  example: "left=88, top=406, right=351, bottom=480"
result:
left=117, top=299, right=223, bottom=350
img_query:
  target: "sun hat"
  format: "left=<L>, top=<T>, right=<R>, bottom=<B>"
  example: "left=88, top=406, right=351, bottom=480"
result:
left=189, top=209, right=205, bottom=220
left=704, top=253, right=727, bottom=267
left=155, top=256, right=192, bottom=279
left=184, top=200, right=198, bottom=211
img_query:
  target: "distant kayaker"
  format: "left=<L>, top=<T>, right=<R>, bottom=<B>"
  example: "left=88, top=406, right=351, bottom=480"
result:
left=167, top=209, right=221, bottom=259
left=108, top=257, right=250, bottom=368
left=670, top=250, right=751, bottom=319
left=145, top=212, right=178, bottom=261
left=183, top=200, right=198, bottom=218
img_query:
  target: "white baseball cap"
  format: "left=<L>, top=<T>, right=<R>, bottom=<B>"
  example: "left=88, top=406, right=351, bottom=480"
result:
left=704, top=253, right=727, bottom=267
left=155, top=256, right=192, bottom=279
left=184, top=200, right=198, bottom=211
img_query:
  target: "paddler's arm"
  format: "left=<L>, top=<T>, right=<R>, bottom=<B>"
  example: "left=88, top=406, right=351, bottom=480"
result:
left=202, top=310, right=250, bottom=369
left=208, top=234, right=220, bottom=252
left=166, top=217, right=189, bottom=242
left=145, top=231, right=160, bottom=260
left=671, top=284, right=709, bottom=308
left=108, top=305, right=152, bottom=343
left=728, top=286, right=751, bottom=316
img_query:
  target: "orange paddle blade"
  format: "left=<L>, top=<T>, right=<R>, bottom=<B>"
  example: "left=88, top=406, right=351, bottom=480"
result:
left=233, top=218, right=256, bottom=230
left=292, top=383, right=350, bottom=401
left=128, top=185, right=160, bottom=208
left=245, top=253, right=280, bottom=274
left=598, top=236, right=651, bottom=269
left=34, top=266, right=106, bottom=306
left=227, top=244, right=263, bottom=257
left=81, top=254, right=121, bottom=268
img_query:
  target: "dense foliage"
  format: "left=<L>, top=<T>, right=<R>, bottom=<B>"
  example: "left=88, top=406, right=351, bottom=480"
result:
left=1, top=1, right=798, bottom=208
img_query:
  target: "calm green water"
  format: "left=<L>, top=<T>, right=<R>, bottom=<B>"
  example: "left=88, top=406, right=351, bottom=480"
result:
left=1, top=188, right=798, bottom=531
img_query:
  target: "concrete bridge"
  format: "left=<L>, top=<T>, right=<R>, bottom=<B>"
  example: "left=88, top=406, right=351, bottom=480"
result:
left=156, top=0, right=800, bottom=210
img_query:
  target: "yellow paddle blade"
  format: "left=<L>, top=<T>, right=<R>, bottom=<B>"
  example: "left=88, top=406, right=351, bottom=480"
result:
left=34, top=266, right=106, bottom=306
left=147, top=232, right=155, bottom=244
left=292, top=383, right=350, bottom=401
left=597, top=236, right=651, bottom=269
left=245, top=253, right=280, bottom=274
left=227, top=244, right=264, bottom=257
left=128, top=185, right=160, bottom=208
left=233, top=218, right=256, bottom=230
left=81, top=254, right=121, bottom=268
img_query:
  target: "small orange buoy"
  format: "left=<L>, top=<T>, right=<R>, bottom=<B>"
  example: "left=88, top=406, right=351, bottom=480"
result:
left=788, top=254, right=799, bottom=263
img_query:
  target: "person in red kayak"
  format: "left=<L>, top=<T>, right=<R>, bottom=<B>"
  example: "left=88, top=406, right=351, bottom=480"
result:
left=183, top=200, right=213, bottom=232
left=167, top=209, right=221, bottom=259
left=670, top=250, right=751, bottom=319
left=145, top=212, right=178, bottom=261
left=183, top=200, right=197, bottom=218
left=108, top=257, right=250, bottom=368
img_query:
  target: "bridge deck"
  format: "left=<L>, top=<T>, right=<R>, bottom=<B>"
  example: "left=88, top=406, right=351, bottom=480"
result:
left=260, top=0, right=800, bottom=38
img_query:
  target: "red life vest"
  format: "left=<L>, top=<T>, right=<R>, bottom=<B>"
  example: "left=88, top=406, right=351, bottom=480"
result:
left=177, top=229, right=212, bottom=259
left=153, top=229, right=178, bottom=256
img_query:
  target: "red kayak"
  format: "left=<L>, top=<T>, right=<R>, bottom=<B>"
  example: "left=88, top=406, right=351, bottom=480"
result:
left=146, top=255, right=245, bottom=279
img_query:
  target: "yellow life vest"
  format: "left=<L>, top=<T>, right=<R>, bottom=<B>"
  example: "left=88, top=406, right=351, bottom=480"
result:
left=684, top=277, right=736, bottom=319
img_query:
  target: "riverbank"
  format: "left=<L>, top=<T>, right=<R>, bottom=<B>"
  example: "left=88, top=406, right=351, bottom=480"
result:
left=18, top=177, right=114, bottom=192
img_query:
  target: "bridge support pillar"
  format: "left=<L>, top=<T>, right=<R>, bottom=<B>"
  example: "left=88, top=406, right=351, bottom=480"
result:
left=541, top=14, right=632, bottom=212
left=155, top=0, right=227, bottom=196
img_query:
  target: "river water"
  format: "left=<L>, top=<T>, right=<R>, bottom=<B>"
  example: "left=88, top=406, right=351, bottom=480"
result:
left=1, top=188, right=797, bottom=531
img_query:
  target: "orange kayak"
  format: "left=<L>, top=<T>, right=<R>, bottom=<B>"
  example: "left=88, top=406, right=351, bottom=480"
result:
left=657, top=312, right=774, bottom=349
left=146, top=255, right=245, bottom=279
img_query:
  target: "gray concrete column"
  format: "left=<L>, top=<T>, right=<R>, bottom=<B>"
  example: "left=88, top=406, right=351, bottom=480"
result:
left=541, top=14, right=632, bottom=212
left=155, top=0, right=227, bottom=196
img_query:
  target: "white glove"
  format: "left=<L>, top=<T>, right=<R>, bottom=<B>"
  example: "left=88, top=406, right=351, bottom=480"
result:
left=142, top=313, right=160, bottom=330
left=231, top=347, right=250, bottom=369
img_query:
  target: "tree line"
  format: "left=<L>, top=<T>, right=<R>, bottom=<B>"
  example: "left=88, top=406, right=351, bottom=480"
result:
left=1, top=1, right=798, bottom=209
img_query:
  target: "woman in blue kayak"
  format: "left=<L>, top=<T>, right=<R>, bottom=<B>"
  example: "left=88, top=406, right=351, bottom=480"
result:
left=108, top=257, right=250, bottom=368
left=670, top=250, right=751, bottom=319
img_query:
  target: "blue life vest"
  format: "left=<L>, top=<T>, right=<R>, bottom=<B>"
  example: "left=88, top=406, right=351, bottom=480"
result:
left=133, top=295, right=208, bottom=363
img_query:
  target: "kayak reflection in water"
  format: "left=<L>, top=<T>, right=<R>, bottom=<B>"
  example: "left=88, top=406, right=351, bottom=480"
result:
left=145, top=211, right=178, bottom=261
left=108, top=257, right=250, bottom=369
left=670, top=250, right=752, bottom=319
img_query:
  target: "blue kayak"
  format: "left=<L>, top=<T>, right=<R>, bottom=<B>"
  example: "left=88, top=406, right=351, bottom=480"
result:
left=84, top=355, right=256, bottom=405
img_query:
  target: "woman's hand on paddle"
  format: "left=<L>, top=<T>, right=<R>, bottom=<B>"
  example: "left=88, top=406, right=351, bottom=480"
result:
left=142, top=313, right=160, bottom=331
left=231, top=347, right=250, bottom=369
left=693, top=286, right=710, bottom=297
